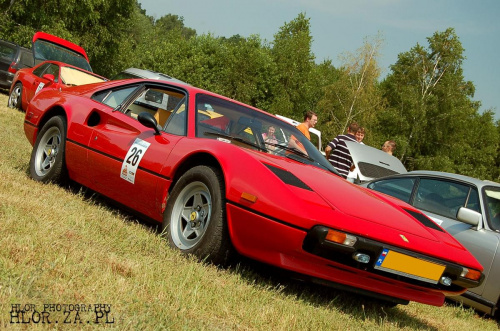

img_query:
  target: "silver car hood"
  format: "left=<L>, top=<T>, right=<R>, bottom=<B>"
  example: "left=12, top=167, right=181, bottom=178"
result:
left=345, top=141, right=407, bottom=182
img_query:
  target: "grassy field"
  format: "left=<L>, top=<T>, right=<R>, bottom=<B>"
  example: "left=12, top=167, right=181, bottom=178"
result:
left=0, top=92, right=498, bottom=330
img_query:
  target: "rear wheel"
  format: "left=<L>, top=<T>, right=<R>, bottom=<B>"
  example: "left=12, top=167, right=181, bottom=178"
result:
left=162, top=165, right=231, bottom=265
left=8, top=82, right=23, bottom=110
left=29, top=116, right=67, bottom=184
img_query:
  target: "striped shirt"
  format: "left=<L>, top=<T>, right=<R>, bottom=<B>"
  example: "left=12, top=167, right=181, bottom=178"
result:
left=327, top=134, right=357, bottom=178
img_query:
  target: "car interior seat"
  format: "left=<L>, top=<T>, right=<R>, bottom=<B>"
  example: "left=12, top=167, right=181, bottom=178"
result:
left=154, top=108, right=171, bottom=128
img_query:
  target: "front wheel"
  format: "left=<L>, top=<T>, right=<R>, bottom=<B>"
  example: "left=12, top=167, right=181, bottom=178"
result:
left=162, top=165, right=232, bottom=265
left=29, top=116, right=67, bottom=183
left=8, top=82, right=23, bottom=110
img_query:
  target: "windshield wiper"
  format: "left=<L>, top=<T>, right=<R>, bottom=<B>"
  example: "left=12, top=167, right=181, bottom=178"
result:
left=265, top=141, right=339, bottom=175
left=204, top=132, right=267, bottom=152
left=264, top=141, right=314, bottom=161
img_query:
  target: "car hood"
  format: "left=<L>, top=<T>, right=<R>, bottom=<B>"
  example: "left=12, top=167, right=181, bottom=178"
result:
left=293, top=161, right=436, bottom=239
left=253, top=153, right=479, bottom=268
left=345, top=141, right=407, bottom=182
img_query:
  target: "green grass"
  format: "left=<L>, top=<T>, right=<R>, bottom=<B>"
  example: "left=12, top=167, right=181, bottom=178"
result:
left=0, top=92, right=498, bottom=330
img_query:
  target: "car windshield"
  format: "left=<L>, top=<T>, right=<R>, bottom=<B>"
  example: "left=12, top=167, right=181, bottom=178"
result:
left=484, top=188, right=500, bottom=231
left=33, top=40, right=92, bottom=72
left=195, top=94, right=336, bottom=174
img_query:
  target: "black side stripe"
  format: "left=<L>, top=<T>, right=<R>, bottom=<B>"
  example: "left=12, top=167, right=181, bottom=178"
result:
left=227, top=200, right=309, bottom=232
left=67, top=138, right=171, bottom=181
left=24, top=120, right=37, bottom=128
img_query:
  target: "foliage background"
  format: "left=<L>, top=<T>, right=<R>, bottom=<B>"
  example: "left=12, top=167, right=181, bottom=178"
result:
left=1, top=0, right=498, bottom=181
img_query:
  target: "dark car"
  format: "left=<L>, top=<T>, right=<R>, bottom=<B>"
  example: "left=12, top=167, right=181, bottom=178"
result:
left=0, top=39, right=34, bottom=90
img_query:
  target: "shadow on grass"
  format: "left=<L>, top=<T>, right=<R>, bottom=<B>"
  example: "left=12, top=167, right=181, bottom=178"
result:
left=56, top=181, right=456, bottom=329
left=225, top=256, right=439, bottom=330
left=444, top=298, right=499, bottom=326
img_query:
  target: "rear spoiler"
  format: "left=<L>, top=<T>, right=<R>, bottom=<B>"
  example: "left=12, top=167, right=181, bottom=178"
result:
left=32, top=32, right=89, bottom=61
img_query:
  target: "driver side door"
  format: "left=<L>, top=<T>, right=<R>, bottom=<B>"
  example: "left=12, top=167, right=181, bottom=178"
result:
left=86, top=83, right=188, bottom=221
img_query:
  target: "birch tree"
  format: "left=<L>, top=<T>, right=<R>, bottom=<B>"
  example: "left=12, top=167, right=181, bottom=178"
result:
left=317, top=34, right=384, bottom=144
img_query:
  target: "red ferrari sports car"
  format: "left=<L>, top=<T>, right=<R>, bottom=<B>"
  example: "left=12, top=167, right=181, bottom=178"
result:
left=23, top=78, right=484, bottom=307
left=7, top=31, right=106, bottom=111
left=8, top=60, right=106, bottom=111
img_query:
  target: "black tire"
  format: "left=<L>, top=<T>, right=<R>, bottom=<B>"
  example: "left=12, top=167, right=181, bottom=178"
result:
left=8, top=82, right=23, bottom=110
left=162, top=165, right=232, bottom=265
left=29, top=116, right=67, bottom=184
left=495, top=300, right=499, bottom=321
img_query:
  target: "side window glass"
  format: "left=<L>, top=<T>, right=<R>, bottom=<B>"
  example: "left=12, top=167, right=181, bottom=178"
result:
left=484, top=188, right=500, bottom=231
left=465, top=189, right=481, bottom=213
left=44, top=64, right=60, bottom=82
left=92, top=85, right=139, bottom=108
left=414, top=179, right=471, bottom=219
left=20, top=50, right=34, bottom=67
left=33, top=63, right=49, bottom=77
left=367, top=178, right=415, bottom=203
left=164, top=97, right=187, bottom=136
left=0, top=44, right=15, bottom=60
left=125, top=87, right=185, bottom=129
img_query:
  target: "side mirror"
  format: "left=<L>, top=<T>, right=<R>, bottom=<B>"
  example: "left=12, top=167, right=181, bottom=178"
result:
left=456, top=207, right=481, bottom=227
left=42, top=73, right=55, bottom=83
left=138, top=112, right=160, bottom=135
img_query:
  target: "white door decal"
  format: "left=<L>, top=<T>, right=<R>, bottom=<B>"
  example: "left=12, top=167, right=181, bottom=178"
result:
left=120, top=138, right=151, bottom=184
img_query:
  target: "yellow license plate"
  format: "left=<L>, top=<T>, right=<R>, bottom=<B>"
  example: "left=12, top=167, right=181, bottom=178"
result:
left=374, top=249, right=445, bottom=284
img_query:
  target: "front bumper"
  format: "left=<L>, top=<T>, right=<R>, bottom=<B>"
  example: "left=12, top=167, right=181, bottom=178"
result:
left=303, top=225, right=484, bottom=292
left=227, top=203, right=484, bottom=306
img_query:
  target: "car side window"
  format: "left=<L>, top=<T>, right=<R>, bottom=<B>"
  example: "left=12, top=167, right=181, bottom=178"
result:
left=465, top=188, right=481, bottom=213
left=92, top=85, right=139, bottom=108
left=484, top=188, right=500, bottom=231
left=44, top=63, right=60, bottom=82
left=414, top=179, right=474, bottom=219
left=0, top=44, right=15, bottom=60
left=32, top=63, right=50, bottom=77
left=367, top=178, right=416, bottom=203
left=164, top=97, right=187, bottom=136
left=121, top=86, right=187, bottom=134
left=19, top=49, right=34, bottom=67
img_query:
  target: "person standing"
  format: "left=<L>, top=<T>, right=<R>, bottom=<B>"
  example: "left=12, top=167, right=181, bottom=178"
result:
left=355, top=127, right=365, bottom=145
left=325, top=122, right=359, bottom=179
left=382, top=140, right=396, bottom=155
left=296, top=111, right=318, bottom=140
left=288, top=111, right=318, bottom=153
left=347, top=126, right=366, bottom=182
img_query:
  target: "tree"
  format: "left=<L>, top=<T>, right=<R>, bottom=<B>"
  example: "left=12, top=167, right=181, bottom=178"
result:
left=269, top=13, right=315, bottom=119
left=379, top=28, right=498, bottom=179
left=317, top=34, right=384, bottom=145
left=1, top=0, right=137, bottom=76
left=155, top=14, right=196, bottom=39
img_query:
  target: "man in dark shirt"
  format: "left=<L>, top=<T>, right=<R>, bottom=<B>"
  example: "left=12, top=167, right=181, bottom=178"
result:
left=325, top=122, right=359, bottom=179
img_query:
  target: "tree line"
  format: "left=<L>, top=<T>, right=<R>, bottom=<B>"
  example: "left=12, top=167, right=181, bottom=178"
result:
left=1, top=0, right=498, bottom=181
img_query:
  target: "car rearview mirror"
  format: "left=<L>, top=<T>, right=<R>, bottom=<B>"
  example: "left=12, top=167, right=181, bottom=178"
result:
left=42, top=73, right=55, bottom=83
left=138, top=112, right=160, bottom=135
left=456, top=207, right=481, bottom=227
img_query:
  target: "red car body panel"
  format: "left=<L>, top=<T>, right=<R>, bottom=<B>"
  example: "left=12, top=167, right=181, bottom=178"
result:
left=23, top=80, right=484, bottom=307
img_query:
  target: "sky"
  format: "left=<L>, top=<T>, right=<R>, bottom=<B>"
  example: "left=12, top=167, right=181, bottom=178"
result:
left=138, top=0, right=500, bottom=120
